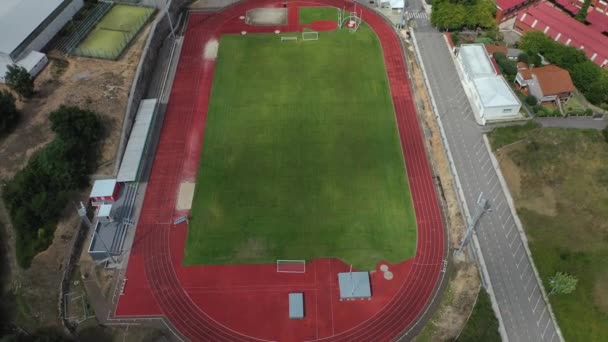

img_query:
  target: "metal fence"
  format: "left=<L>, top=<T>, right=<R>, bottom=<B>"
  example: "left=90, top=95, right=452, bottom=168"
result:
left=73, top=13, right=153, bottom=60
left=53, top=1, right=113, bottom=55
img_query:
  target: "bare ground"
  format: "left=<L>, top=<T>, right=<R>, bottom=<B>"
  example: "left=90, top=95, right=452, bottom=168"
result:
left=402, top=33, right=481, bottom=341
left=0, top=25, right=151, bottom=333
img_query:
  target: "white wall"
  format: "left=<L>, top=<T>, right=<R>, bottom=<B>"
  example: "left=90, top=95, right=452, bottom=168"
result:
left=18, top=0, right=84, bottom=58
left=483, top=105, right=522, bottom=121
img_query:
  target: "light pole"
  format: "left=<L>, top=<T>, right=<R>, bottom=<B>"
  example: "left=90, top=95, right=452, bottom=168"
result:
left=456, top=193, right=491, bottom=257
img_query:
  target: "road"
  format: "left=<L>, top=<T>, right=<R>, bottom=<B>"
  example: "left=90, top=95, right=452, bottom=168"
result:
left=408, top=6, right=562, bottom=342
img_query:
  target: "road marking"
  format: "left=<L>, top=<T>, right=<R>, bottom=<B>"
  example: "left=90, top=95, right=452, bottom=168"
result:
left=528, top=284, right=538, bottom=300
left=510, top=233, right=518, bottom=247
left=533, top=295, right=541, bottom=312
left=541, top=317, right=551, bottom=338
left=538, top=305, right=547, bottom=325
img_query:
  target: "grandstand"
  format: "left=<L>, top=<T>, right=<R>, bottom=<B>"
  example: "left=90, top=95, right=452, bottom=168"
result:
left=0, top=0, right=84, bottom=82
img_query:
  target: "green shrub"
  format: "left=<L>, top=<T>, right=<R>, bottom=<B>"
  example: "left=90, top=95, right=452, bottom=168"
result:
left=2, top=106, right=103, bottom=267
left=524, top=95, right=537, bottom=106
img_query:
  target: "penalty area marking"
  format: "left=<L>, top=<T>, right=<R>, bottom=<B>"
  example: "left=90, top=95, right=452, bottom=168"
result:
left=176, top=182, right=195, bottom=210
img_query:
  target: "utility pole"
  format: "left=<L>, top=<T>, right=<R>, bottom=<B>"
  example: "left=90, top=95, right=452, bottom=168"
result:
left=456, top=193, right=491, bottom=257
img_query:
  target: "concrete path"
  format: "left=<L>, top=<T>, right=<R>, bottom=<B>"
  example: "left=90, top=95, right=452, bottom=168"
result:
left=536, top=116, right=608, bottom=130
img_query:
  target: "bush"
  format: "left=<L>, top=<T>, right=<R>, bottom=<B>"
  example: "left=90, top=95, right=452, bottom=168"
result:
left=524, top=95, right=537, bottom=106
left=4, top=64, right=34, bottom=99
left=451, top=31, right=460, bottom=46
left=493, top=52, right=518, bottom=77
left=2, top=106, right=103, bottom=267
left=517, top=53, right=529, bottom=64
left=431, top=0, right=496, bottom=31
left=0, top=90, right=20, bottom=136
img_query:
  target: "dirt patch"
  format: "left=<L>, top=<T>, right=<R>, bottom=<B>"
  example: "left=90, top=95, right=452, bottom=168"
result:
left=403, top=32, right=481, bottom=340
left=176, top=182, right=196, bottom=210
left=593, top=272, right=608, bottom=314
left=496, top=149, right=521, bottom=198
left=235, top=238, right=267, bottom=260
left=203, top=39, right=219, bottom=60
left=433, top=263, right=480, bottom=340
left=246, top=8, right=287, bottom=26
left=497, top=147, right=557, bottom=217
left=0, top=23, right=151, bottom=332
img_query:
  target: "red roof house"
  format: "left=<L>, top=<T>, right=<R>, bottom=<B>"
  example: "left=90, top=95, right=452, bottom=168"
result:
left=515, top=65, right=576, bottom=104
left=515, top=1, right=608, bottom=69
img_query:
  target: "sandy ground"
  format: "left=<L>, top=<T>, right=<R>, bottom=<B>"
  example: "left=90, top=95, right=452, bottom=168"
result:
left=0, top=24, right=151, bottom=332
left=246, top=8, right=287, bottom=26
left=176, top=182, right=196, bottom=210
left=203, top=39, right=219, bottom=60
left=402, top=32, right=481, bottom=340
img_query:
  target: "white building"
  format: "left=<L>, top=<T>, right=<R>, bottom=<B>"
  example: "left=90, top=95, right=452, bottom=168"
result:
left=455, top=44, right=522, bottom=125
left=0, top=0, right=84, bottom=83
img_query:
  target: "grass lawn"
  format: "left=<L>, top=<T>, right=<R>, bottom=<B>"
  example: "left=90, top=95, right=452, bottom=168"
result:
left=456, top=289, right=500, bottom=342
left=299, top=6, right=340, bottom=24
left=76, top=4, right=154, bottom=59
left=184, top=24, right=416, bottom=270
left=490, top=126, right=608, bottom=341
left=488, top=120, right=540, bottom=150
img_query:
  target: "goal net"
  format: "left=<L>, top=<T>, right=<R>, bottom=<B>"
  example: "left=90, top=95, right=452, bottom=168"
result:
left=277, top=260, right=306, bottom=273
left=302, top=31, right=319, bottom=41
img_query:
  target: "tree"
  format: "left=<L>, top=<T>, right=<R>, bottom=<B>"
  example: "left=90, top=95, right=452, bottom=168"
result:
left=524, top=95, right=537, bottom=106
left=493, top=52, right=518, bottom=78
left=586, top=74, right=608, bottom=105
left=517, top=53, right=529, bottom=65
left=0, top=90, right=20, bottom=135
left=4, top=65, right=34, bottom=99
left=548, top=272, right=578, bottom=295
left=571, top=61, right=602, bottom=93
left=49, top=105, right=103, bottom=144
left=575, top=0, right=592, bottom=22
left=519, top=31, right=553, bottom=56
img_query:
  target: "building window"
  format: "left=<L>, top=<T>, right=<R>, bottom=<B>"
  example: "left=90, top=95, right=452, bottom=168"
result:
left=503, top=108, right=513, bottom=113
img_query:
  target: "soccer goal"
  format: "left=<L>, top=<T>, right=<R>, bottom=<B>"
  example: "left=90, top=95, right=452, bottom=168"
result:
left=302, top=31, right=319, bottom=41
left=277, top=260, right=306, bottom=273
left=281, top=36, right=298, bottom=42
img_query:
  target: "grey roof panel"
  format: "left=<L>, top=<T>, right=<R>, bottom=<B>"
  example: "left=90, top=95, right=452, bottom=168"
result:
left=117, top=99, right=157, bottom=182
left=338, top=272, right=371, bottom=299
left=289, top=293, right=304, bottom=319
left=0, top=0, right=65, bottom=54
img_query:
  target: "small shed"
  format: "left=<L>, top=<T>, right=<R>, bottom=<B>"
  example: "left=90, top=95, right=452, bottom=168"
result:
left=90, top=179, right=120, bottom=205
left=96, top=204, right=114, bottom=223
left=338, top=272, right=372, bottom=299
left=289, top=293, right=304, bottom=319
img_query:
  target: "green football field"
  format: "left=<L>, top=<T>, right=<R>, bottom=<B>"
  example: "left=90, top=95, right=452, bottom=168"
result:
left=183, top=24, right=417, bottom=270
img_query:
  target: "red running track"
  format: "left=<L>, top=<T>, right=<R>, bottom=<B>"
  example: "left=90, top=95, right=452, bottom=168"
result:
left=116, top=1, right=445, bottom=341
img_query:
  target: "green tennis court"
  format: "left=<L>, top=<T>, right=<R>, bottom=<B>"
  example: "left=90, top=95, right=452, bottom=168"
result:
left=76, top=4, right=154, bottom=60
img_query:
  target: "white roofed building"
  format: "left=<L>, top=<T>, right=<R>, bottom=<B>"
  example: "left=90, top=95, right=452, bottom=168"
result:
left=456, top=44, right=522, bottom=124
left=0, top=0, right=84, bottom=82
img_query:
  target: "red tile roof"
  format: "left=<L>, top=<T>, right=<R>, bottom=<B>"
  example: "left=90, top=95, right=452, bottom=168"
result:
left=587, top=10, right=608, bottom=33
left=519, top=65, right=576, bottom=96
left=516, top=1, right=608, bottom=69
left=497, top=0, right=528, bottom=11
left=485, top=44, right=509, bottom=55
left=554, top=0, right=580, bottom=14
